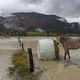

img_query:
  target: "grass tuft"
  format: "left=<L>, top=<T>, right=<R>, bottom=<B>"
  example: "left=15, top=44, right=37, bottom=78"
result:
left=9, top=50, right=32, bottom=80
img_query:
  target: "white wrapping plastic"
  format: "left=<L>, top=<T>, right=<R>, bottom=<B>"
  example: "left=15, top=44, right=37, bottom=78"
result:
left=37, top=39, right=55, bottom=60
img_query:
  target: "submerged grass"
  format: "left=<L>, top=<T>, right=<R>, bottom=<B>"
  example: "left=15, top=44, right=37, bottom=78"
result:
left=9, top=50, right=32, bottom=80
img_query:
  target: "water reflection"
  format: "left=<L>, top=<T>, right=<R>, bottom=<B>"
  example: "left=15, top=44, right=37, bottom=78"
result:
left=60, top=58, right=80, bottom=70
left=63, top=59, right=70, bottom=68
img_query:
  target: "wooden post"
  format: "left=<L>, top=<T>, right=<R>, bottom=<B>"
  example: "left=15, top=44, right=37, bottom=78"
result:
left=18, top=37, right=21, bottom=46
left=22, top=43, right=24, bottom=51
left=18, top=37, right=20, bottom=42
left=28, top=48, right=34, bottom=72
left=19, top=40, right=21, bottom=46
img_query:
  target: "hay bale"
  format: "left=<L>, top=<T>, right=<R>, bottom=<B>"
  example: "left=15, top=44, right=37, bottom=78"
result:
left=37, top=39, right=56, bottom=60
left=37, top=39, right=60, bottom=60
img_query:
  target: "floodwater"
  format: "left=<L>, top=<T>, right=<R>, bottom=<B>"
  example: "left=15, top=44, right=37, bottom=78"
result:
left=24, top=37, right=80, bottom=80
left=0, top=36, right=80, bottom=80
left=0, top=37, right=21, bottom=80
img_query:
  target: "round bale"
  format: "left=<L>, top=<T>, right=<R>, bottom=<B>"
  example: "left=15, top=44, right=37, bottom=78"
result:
left=37, top=39, right=57, bottom=60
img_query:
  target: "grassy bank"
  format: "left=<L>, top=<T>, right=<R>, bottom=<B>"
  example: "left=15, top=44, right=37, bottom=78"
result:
left=9, top=50, right=33, bottom=80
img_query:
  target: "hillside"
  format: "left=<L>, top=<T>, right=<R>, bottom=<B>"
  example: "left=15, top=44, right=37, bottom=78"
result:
left=0, top=12, right=80, bottom=33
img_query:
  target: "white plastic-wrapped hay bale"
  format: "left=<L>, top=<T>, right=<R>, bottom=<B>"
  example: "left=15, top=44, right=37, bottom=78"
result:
left=37, top=39, right=55, bottom=60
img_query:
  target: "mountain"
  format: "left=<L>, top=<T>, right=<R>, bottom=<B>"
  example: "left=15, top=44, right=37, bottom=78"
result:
left=70, top=22, right=80, bottom=32
left=0, top=12, right=79, bottom=33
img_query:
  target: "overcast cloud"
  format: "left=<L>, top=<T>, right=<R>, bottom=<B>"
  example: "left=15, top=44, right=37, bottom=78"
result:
left=0, top=0, right=80, bottom=23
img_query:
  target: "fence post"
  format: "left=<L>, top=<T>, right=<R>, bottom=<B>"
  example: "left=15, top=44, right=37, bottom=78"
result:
left=19, top=41, right=21, bottom=46
left=28, top=48, right=34, bottom=72
left=18, top=37, right=20, bottom=42
left=22, top=43, right=24, bottom=51
left=18, top=37, right=21, bottom=46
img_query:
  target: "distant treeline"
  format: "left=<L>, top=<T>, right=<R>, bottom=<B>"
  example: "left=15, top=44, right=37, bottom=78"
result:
left=0, top=29, right=80, bottom=36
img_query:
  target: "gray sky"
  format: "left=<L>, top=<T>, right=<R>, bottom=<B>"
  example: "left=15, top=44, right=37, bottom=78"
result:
left=0, top=0, right=80, bottom=23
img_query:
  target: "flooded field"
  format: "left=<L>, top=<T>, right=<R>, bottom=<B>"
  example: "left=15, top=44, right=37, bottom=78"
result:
left=23, top=37, right=80, bottom=80
left=0, top=37, right=21, bottom=80
left=0, top=36, right=80, bottom=80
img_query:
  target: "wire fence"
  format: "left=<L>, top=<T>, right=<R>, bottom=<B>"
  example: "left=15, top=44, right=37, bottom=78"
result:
left=20, top=40, right=53, bottom=80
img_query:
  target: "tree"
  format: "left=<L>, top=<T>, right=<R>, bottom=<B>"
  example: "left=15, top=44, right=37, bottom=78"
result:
left=46, top=30, right=49, bottom=36
left=11, top=31, right=13, bottom=36
left=18, top=32, right=21, bottom=36
left=24, top=31, right=27, bottom=36
left=14, top=30, right=16, bottom=36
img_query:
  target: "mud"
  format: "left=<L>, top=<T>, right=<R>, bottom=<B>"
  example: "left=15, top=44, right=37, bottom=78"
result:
left=0, top=37, right=80, bottom=80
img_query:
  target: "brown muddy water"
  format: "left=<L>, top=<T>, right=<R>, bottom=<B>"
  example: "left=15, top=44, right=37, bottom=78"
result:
left=0, top=37, right=80, bottom=80
left=23, top=37, right=80, bottom=80
left=0, top=37, right=21, bottom=80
